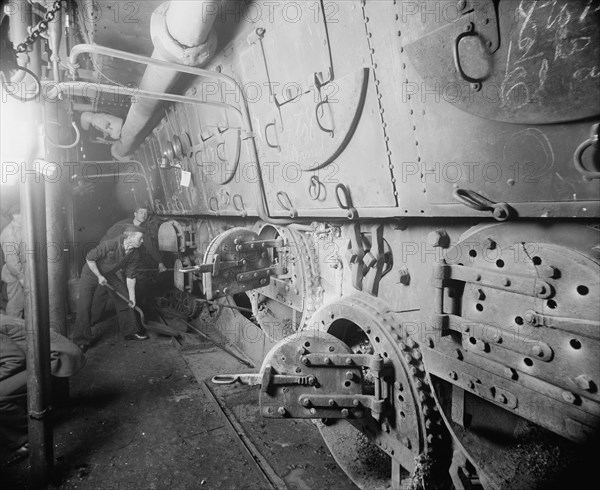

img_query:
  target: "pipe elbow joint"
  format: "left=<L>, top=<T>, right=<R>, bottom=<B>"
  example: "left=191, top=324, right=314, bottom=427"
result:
left=151, top=2, right=218, bottom=67
left=111, top=143, right=130, bottom=162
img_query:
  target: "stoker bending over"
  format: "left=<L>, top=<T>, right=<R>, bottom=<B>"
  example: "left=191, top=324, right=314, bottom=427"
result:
left=74, top=225, right=148, bottom=352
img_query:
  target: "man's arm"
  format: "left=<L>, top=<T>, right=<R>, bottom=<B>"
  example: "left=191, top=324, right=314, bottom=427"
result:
left=86, top=260, right=107, bottom=285
left=126, top=277, right=136, bottom=307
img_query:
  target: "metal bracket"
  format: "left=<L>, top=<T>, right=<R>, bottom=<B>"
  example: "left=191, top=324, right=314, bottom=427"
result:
left=433, top=262, right=553, bottom=299
left=345, top=224, right=388, bottom=296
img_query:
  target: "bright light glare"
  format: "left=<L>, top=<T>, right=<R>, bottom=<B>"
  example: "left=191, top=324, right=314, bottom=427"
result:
left=1, top=92, right=40, bottom=186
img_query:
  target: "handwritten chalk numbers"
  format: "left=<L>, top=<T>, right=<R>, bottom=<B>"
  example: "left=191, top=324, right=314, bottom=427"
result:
left=501, top=1, right=594, bottom=108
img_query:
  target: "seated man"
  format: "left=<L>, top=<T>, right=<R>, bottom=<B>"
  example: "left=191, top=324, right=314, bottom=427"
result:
left=0, top=204, right=24, bottom=318
left=0, top=314, right=86, bottom=466
left=74, top=225, right=148, bottom=352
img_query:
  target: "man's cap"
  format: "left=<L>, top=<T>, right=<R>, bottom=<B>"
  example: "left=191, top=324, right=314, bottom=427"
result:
left=124, top=224, right=144, bottom=234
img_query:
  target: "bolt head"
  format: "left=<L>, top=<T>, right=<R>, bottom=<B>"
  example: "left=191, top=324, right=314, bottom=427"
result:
left=497, top=394, right=508, bottom=404
left=540, top=266, right=558, bottom=279
left=302, top=398, right=311, bottom=407
left=278, top=406, right=287, bottom=416
left=427, top=230, right=450, bottom=248
left=476, top=340, right=489, bottom=352
left=345, top=358, right=353, bottom=366
left=575, top=375, right=593, bottom=392
left=328, top=399, right=335, bottom=407
left=562, top=391, right=577, bottom=404
left=399, top=268, right=411, bottom=285
left=531, top=345, right=544, bottom=357
left=301, top=357, right=310, bottom=366
left=341, top=409, right=349, bottom=418
left=483, top=238, right=496, bottom=250
left=449, top=371, right=458, bottom=380
left=493, top=207, right=507, bottom=219
left=524, top=311, right=536, bottom=325
left=345, top=371, right=355, bottom=381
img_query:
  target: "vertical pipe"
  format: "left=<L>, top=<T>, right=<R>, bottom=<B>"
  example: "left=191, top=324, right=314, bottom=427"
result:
left=45, top=101, right=68, bottom=336
left=20, top=103, right=53, bottom=487
left=19, top=4, right=53, bottom=479
left=48, top=7, right=62, bottom=82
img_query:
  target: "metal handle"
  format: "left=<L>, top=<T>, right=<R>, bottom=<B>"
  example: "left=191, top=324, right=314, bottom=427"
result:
left=209, top=196, right=219, bottom=214
left=264, top=120, right=281, bottom=151
left=335, top=184, right=358, bottom=219
left=232, top=194, right=247, bottom=216
left=172, top=196, right=185, bottom=212
left=573, top=126, right=600, bottom=179
left=309, top=175, right=325, bottom=200
left=452, top=188, right=511, bottom=221
left=453, top=23, right=484, bottom=89
left=276, top=191, right=297, bottom=218
left=212, top=374, right=241, bottom=385
left=315, top=98, right=335, bottom=137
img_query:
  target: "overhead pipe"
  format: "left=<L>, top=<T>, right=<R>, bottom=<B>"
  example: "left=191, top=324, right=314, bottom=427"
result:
left=111, top=1, right=220, bottom=159
left=42, top=80, right=242, bottom=121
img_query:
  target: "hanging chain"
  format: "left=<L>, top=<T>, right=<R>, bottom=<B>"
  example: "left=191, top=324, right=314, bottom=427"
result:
left=14, top=0, right=63, bottom=54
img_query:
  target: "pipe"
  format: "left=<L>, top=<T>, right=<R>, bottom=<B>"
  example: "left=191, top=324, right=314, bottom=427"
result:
left=47, top=3, right=62, bottom=82
left=45, top=121, right=80, bottom=149
left=5, top=0, right=30, bottom=83
left=44, top=103, right=69, bottom=338
left=112, top=1, right=221, bottom=158
left=20, top=103, right=53, bottom=487
left=43, top=81, right=242, bottom=122
left=68, top=44, right=297, bottom=225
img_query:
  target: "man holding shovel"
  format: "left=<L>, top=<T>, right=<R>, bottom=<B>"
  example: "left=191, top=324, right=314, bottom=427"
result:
left=74, top=224, right=149, bottom=352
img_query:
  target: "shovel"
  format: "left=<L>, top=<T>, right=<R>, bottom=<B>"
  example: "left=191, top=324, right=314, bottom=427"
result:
left=104, top=283, right=180, bottom=337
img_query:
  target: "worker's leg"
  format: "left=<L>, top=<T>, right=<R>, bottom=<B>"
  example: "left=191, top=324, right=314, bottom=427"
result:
left=90, top=285, right=110, bottom=324
left=107, top=279, right=147, bottom=338
left=0, top=388, right=28, bottom=463
left=73, top=265, right=98, bottom=347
